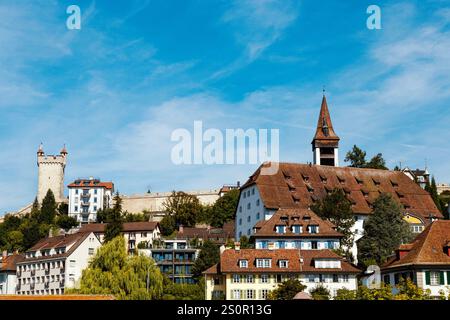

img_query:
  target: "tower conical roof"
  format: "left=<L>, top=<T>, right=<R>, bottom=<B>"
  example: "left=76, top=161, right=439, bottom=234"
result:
left=312, top=95, right=339, bottom=144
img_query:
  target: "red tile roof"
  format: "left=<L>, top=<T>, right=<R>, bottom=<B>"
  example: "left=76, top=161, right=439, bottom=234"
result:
left=204, top=249, right=360, bottom=274
left=382, top=220, right=450, bottom=269
left=252, top=208, right=342, bottom=238
left=68, top=179, right=113, bottom=190
left=78, top=222, right=159, bottom=233
left=241, top=162, right=442, bottom=221
left=0, top=254, right=24, bottom=272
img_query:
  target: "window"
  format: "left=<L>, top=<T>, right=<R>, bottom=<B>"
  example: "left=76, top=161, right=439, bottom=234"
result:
left=232, top=274, right=241, bottom=283
left=275, top=225, right=285, bottom=234
left=245, top=275, right=254, bottom=283
left=74, top=206, right=78, bottom=212
left=232, top=290, right=241, bottom=299
left=93, top=206, right=97, bottom=212
left=75, top=189, right=79, bottom=195
left=256, top=259, right=271, bottom=268
left=239, top=218, right=242, bottom=226
left=292, top=225, right=302, bottom=234
left=247, top=229, right=250, bottom=236
left=256, top=212, right=260, bottom=219
left=279, top=260, right=288, bottom=268
left=383, top=275, right=390, bottom=284
left=247, top=216, right=251, bottom=223
left=260, top=274, right=269, bottom=283
left=277, top=241, right=286, bottom=249
left=308, top=225, right=319, bottom=234
left=429, top=271, right=441, bottom=286
left=260, top=289, right=269, bottom=299
left=333, top=274, right=339, bottom=283
left=311, top=241, right=318, bottom=249
left=69, top=260, right=76, bottom=268
left=94, top=197, right=97, bottom=203
left=341, top=274, right=349, bottom=283
left=252, top=188, right=255, bottom=195
left=243, top=192, right=246, bottom=199
left=259, top=241, right=268, bottom=249
left=88, top=248, right=95, bottom=255
left=239, top=206, right=242, bottom=213
left=247, top=203, right=251, bottom=210
left=256, top=199, right=260, bottom=206
left=246, top=289, right=255, bottom=299
left=239, top=260, right=248, bottom=268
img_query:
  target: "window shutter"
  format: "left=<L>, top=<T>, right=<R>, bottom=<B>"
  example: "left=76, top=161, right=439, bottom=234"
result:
left=425, top=271, right=431, bottom=285
left=439, top=271, right=445, bottom=285
left=447, top=271, right=450, bottom=285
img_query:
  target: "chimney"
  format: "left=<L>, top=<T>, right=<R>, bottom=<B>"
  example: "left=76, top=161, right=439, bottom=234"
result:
left=445, top=242, right=450, bottom=256
left=2, top=250, right=7, bottom=259
left=179, top=224, right=184, bottom=233
left=234, top=242, right=240, bottom=251
left=49, top=228, right=53, bottom=238
left=220, top=245, right=226, bottom=255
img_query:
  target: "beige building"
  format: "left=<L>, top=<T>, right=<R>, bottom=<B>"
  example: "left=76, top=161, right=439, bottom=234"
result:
left=204, top=247, right=360, bottom=300
left=121, top=190, right=222, bottom=220
left=37, top=143, right=67, bottom=203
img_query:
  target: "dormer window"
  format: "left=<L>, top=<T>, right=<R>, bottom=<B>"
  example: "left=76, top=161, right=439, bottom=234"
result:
left=275, top=225, right=286, bottom=234
left=279, top=260, right=289, bottom=268
left=308, top=225, right=319, bottom=234
left=319, top=173, right=327, bottom=183
left=292, top=225, right=302, bottom=234
left=355, top=177, right=363, bottom=185
left=337, top=175, right=345, bottom=184
left=301, top=173, right=309, bottom=182
left=239, top=260, right=248, bottom=268
left=256, top=259, right=272, bottom=268
left=372, top=177, right=381, bottom=186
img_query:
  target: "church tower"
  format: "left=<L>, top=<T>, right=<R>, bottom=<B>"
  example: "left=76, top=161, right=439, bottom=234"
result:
left=311, top=95, right=340, bottom=166
left=37, top=143, right=67, bottom=203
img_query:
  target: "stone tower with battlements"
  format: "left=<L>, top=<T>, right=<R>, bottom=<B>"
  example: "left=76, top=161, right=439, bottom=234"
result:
left=37, top=143, right=67, bottom=203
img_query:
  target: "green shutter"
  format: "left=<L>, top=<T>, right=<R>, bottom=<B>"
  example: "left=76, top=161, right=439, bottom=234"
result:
left=439, top=271, right=445, bottom=285
left=425, top=271, right=431, bottom=285
left=447, top=271, right=450, bottom=285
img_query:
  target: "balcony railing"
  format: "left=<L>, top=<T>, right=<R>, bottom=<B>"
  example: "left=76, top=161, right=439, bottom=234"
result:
left=60, top=280, right=65, bottom=287
left=44, top=282, right=49, bottom=289
left=45, top=269, right=50, bottom=275
left=31, top=270, right=36, bottom=276
left=30, top=283, right=35, bottom=290
left=17, top=271, right=22, bottom=277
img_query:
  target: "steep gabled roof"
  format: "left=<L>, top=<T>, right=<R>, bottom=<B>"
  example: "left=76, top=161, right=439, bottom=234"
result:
left=241, top=162, right=442, bottom=221
left=383, top=220, right=450, bottom=269
left=312, top=95, right=340, bottom=144
left=204, top=249, right=360, bottom=274
left=0, top=254, right=25, bottom=272
left=78, top=222, right=159, bottom=233
left=252, top=208, right=342, bottom=238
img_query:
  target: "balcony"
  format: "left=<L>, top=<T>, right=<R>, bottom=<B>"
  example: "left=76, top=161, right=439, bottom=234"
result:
left=44, top=282, right=49, bottom=289
left=30, top=283, right=35, bottom=290
left=60, top=280, right=65, bottom=287
left=81, top=201, right=90, bottom=207
left=31, top=270, right=35, bottom=276
left=17, top=271, right=21, bottom=277
left=45, top=269, right=50, bottom=275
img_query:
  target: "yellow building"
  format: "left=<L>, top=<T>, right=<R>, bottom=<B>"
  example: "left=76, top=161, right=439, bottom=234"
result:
left=204, top=248, right=360, bottom=300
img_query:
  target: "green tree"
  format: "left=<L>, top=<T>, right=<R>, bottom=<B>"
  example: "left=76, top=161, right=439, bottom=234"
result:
left=425, top=176, right=442, bottom=213
left=192, top=240, right=220, bottom=278
left=334, top=288, right=357, bottom=300
left=209, top=189, right=240, bottom=227
left=162, top=276, right=205, bottom=300
left=39, top=189, right=57, bottom=224
left=356, top=283, right=394, bottom=300
left=394, top=278, right=431, bottom=300
left=438, top=190, right=450, bottom=219
left=239, top=235, right=254, bottom=249
left=366, top=153, right=388, bottom=170
left=267, top=279, right=307, bottom=300
left=104, top=193, right=124, bottom=242
left=163, top=191, right=202, bottom=227
left=310, top=284, right=331, bottom=300
left=311, top=188, right=355, bottom=261
left=56, top=215, right=78, bottom=231
left=357, top=193, right=413, bottom=267
left=57, top=202, right=69, bottom=216
left=6, top=230, right=24, bottom=252
left=344, top=145, right=367, bottom=168
left=74, top=236, right=163, bottom=299
left=19, top=219, right=41, bottom=250
left=159, top=215, right=176, bottom=236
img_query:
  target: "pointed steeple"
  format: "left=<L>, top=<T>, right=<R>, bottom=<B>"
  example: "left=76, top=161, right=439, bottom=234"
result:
left=311, top=94, right=340, bottom=167
left=312, top=95, right=339, bottom=142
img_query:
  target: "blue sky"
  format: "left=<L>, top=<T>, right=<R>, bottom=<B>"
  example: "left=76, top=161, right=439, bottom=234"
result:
left=1, top=0, right=450, bottom=214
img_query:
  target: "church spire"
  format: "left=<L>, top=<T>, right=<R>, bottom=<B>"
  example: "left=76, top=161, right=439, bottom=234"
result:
left=311, top=94, right=340, bottom=166
left=37, top=142, right=44, bottom=156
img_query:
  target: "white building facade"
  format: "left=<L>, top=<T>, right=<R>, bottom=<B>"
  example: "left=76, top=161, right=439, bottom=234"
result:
left=15, top=232, right=101, bottom=295
left=68, top=178, right=114, bottom=224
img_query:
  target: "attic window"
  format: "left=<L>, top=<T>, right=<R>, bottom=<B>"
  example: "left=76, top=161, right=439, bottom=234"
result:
left=390, top=179, right=399, bottom=187
left=280, top=215, right=289, bottom=222
left=324, top=185, right=333, bottom=192
left=343, top=187, right=351, bottom=195
left=303, top=215, right=311, bottom=221
left=347, top=195, right=357, bottom=205
left=291, top=194, right=300, bottom=203
left=337, top=175, right=345, bottom=184
left=372, top=177, right=381, bottom=186
left=287, top=181, right=296, bottom=191
left=282, top=170, right=292, bottom=179
left=355, top=177, right=364, bottom=185
left=319, top=173, right=327, bottom=183
left=306, top=183, right=314, bottom=193
left=301, top=173, right=310, bottom=182
left=396, top=190, right=405, bottom=198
